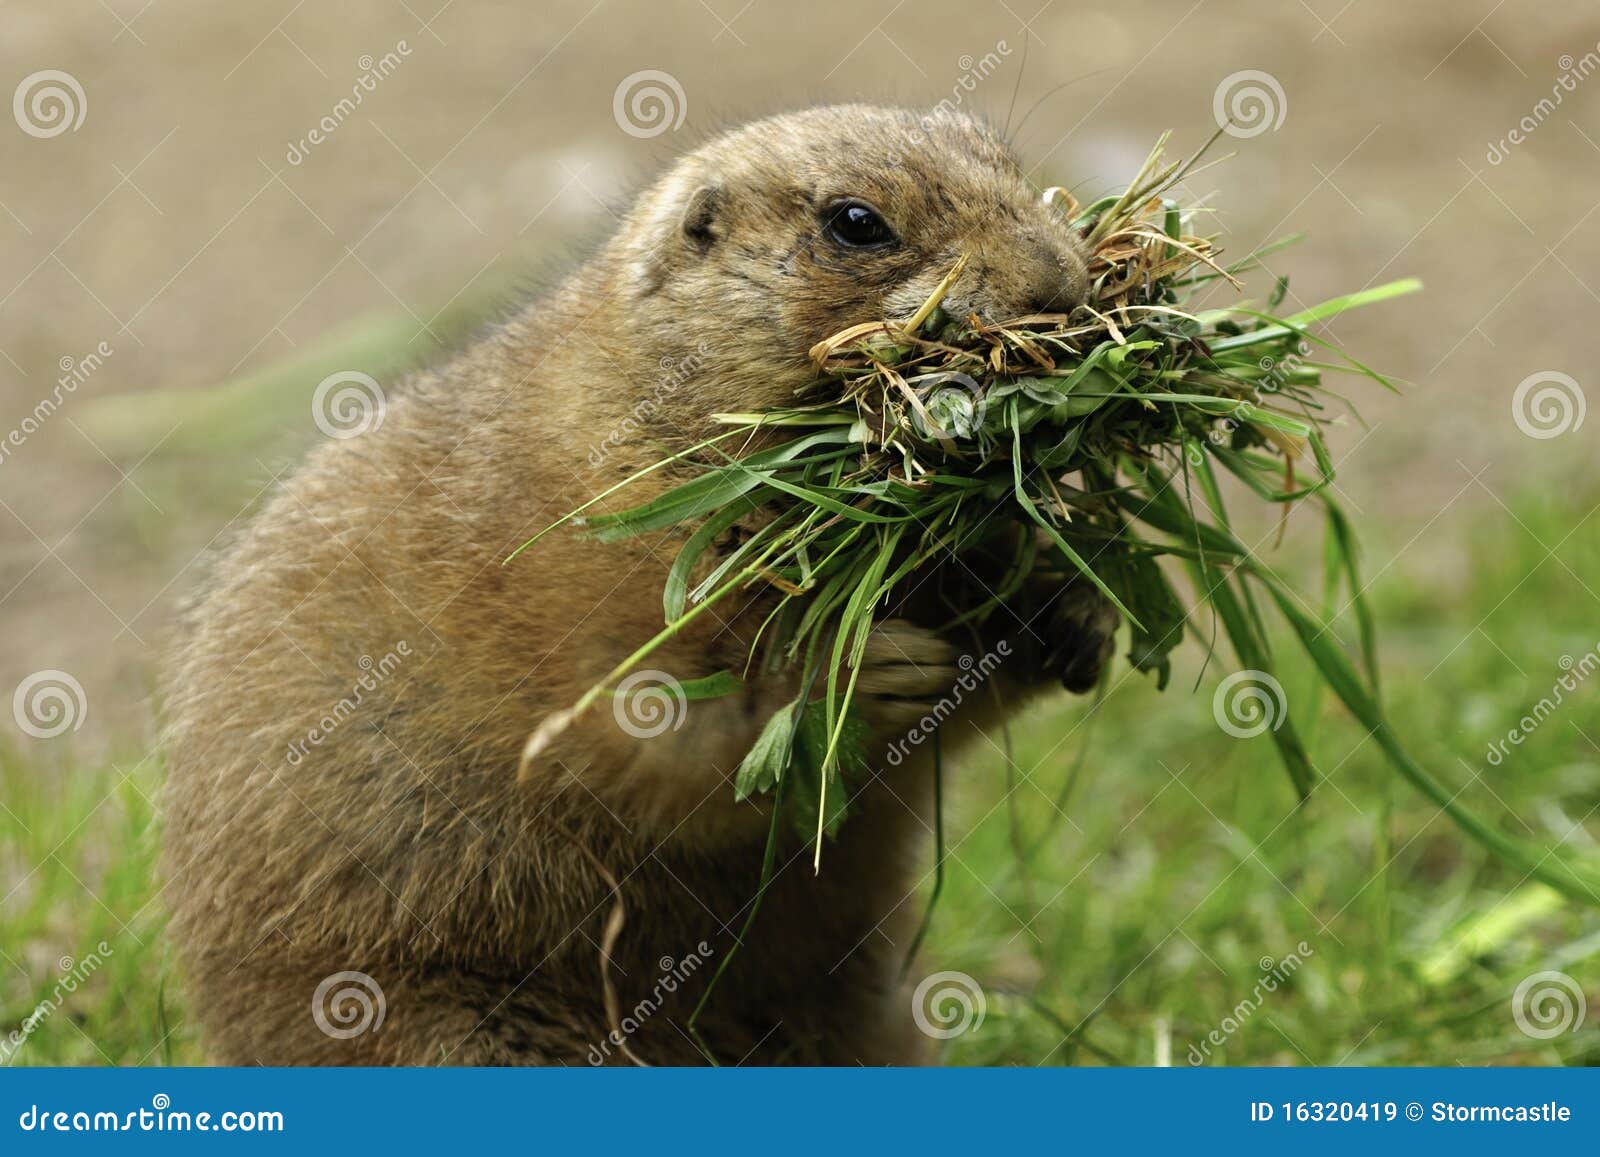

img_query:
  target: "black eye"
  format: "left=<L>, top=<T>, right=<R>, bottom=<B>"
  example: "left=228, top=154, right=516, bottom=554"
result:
left=823, top=199, right=898, bottom=249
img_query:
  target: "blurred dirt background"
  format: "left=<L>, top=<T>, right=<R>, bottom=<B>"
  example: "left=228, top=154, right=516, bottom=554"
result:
left=1, top=0, right=1596, bottom=751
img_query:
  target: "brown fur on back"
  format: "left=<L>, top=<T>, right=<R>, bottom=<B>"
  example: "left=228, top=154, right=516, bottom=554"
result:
left=161, top=105, right=1111, bottom=1065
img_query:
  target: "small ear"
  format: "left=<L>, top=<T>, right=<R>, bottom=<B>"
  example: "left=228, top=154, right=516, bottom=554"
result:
left=680, top=184, right=722, bottom=251
left=624, top=169, right=720, bottom=297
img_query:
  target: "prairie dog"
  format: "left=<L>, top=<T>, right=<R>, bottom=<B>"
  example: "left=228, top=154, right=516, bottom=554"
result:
left=162, top=104, right=1115, bottom=1065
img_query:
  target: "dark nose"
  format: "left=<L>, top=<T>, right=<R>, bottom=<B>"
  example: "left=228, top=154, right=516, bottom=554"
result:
left=1021, top=238, right=1087, bottom=315
left=1023, top=284, right=1076, bottom=315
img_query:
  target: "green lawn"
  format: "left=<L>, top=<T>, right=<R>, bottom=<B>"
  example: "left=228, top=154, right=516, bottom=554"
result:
left=2, top=489, right=1597, bottom=1066
left=0, top=748, right=187, bottom=1064
left=932, top=489, right=1600, bottom=1065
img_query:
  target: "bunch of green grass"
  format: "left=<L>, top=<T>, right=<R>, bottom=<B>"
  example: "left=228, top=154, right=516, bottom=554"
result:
left=511, top=134, right=1600, bottom=904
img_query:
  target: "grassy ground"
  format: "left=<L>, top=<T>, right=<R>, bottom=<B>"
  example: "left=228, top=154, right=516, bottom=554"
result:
left=2, top=491, right=1597, bottom=1066
left=932, top=490, right=1600, bottom=1066
left=0, top=747, right=186, bottom=1064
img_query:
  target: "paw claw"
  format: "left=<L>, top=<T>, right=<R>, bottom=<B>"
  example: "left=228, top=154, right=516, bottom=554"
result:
left=1043, top=585, right=1119, bottom=694
left=854, top=620, right=962, bottom=728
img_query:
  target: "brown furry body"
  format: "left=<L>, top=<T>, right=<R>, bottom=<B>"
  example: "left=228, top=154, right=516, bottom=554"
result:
left=161, top=105, right=1114, bottom=1065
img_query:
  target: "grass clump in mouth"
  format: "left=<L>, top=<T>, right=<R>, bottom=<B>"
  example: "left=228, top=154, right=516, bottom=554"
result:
left=511, top=132, right=1600, bottom=907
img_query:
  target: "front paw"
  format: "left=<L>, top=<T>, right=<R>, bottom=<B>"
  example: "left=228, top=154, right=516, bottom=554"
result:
left=853, top=619, right=964, bottom=730
left=1041, top=582, right=1119, bottom=693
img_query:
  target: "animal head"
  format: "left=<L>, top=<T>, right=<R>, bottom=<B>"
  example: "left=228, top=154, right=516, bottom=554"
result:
left=613, top=104, right=1089, bottom=415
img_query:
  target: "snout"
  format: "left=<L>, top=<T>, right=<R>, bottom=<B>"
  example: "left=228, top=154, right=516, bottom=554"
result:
left=943, top=229, right=1089, bottom=323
